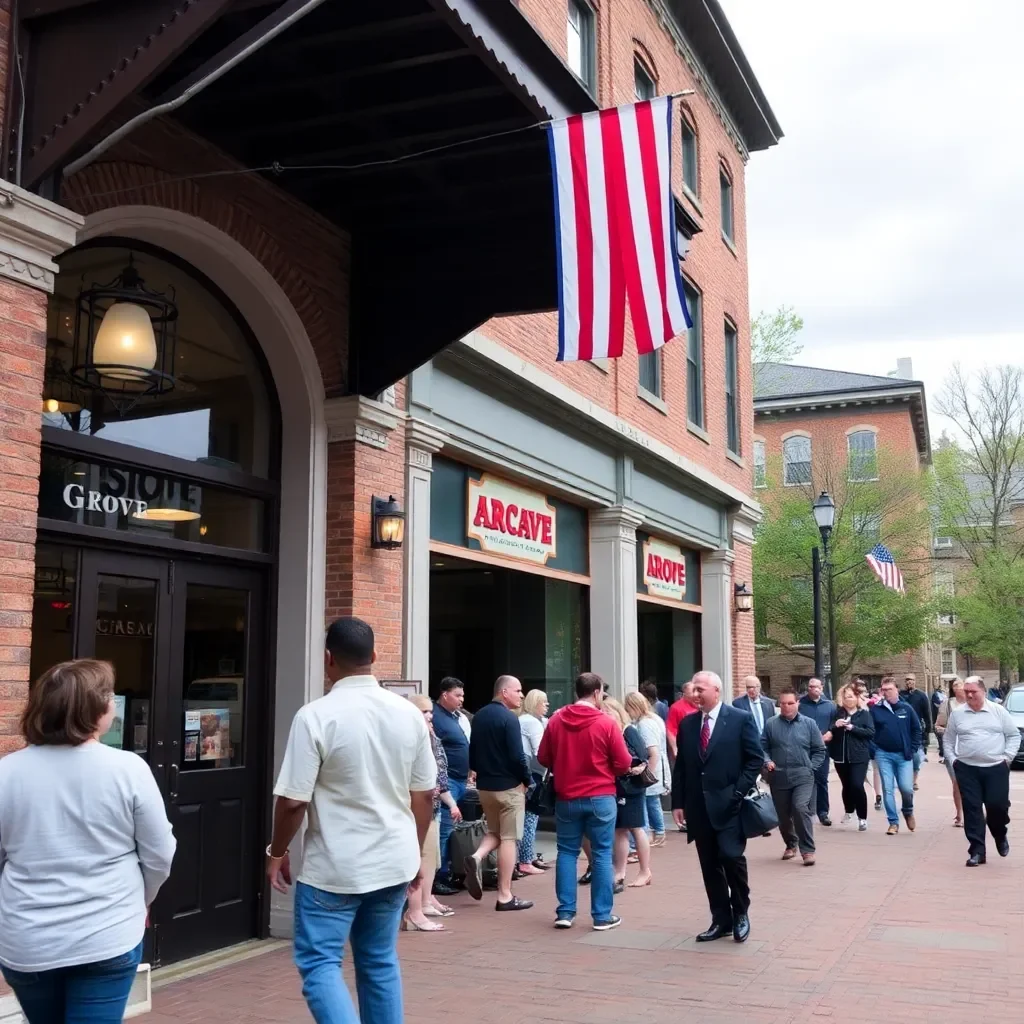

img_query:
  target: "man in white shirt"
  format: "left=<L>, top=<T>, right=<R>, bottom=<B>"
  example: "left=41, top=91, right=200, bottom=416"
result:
left=944, top=675, right=1021, bottom=867
left=266, top=617, right=436, bottom=1024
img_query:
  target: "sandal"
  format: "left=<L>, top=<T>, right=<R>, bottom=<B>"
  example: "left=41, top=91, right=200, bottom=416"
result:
left=401, top=916, right=445, bottom=932
left=532, top=858, right=552, bottom=871
left=953, top=816, right=963, bottom=828
left=424, top=904, right=454, bottom=917
left=626, top=852, right=639, bottom=864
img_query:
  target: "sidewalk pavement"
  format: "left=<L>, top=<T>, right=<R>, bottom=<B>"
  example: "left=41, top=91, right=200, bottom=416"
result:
left=145, top=761, right=1024, bottom=1023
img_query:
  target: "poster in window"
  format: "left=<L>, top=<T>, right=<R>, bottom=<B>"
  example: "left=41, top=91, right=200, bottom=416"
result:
left=199, top=709, right=231, bottom=762
left=184, top=710, right=200, bottom=761
left=100, top=695, right=126, bottom=749
left=131, top=698, right=149, bottom=755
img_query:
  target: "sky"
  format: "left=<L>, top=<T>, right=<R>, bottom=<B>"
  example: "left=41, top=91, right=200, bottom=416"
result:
left=718, top=0, right=1024, bottom=437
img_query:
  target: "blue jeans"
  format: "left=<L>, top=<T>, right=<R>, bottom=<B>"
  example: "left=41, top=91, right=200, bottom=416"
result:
left=293, top=880, right=407, bottom=1024
left=1, top=941, right=142, bottom=1024
left=913, top=747, right=924, bottom=773
left=438, top=776, right=466, bottom=877
left=876, top=750, right=915, bottom=826
left=645, top=794, right=665, bottom=836
left=554, top=795, right=617, bottom=923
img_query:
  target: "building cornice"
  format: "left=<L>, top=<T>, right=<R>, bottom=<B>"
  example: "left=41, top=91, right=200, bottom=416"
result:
left=453, top=331, right=761, bottom=517
left=0, top=179, right=82, bottom=293
left=324, top=395, right=402, bottom=449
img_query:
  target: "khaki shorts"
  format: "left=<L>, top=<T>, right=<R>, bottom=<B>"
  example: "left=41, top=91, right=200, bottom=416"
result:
left=479, top=787, right=525, bottom=841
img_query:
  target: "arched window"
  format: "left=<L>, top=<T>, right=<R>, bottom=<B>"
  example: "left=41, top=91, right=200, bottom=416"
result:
left=847, top=429, right=878, bottom=482
left=43, top=241, right=275, bottom=477
left=783, top=435, right=811, bottom=485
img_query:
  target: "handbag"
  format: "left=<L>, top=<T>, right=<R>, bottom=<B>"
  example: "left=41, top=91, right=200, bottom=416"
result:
left=526, top=770, right=556, bottom=816
left=739, top=782, right=779, bottom=839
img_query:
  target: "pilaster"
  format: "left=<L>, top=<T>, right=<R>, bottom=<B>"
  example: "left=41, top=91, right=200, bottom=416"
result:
left=701, top=547, right=735, bottom=692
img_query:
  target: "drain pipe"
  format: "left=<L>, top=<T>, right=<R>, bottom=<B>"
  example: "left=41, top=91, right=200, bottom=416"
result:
left=63, top=0, right=330, bottom=180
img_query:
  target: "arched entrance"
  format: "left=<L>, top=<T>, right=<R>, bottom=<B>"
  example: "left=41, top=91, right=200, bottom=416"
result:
left=34, top=213, right=326, bottom=964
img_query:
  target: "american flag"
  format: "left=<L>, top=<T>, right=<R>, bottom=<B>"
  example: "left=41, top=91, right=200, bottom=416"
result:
left=866, top=543, right=905, bottom=594
left=546, top=96, right=692, bottom=362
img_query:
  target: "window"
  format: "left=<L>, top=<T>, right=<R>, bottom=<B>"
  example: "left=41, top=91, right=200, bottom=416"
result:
left=566, top=1, right=596, bottom=93
left=782, top=435, right=811, bottom=486
left=724, top=321, right=739, bottom=454
left=681, top=116, right=698, bottom=195
left=753, top=440, right=766, bottom=488
left=940, top=648, right=956, bottom=676
left=634, top=59, right=655, bottom=102
left=848, top=429, right=878, bottom=481
left=933, top=535, right=954, bottom=550
left=720, top=166, right=734, bottom=243
left=684, top=281, right=703, bottom=428
left=638, top=350, right=661, bottom=397
left=853, top=512, right=881, bottom=546
left=935, top=567, right=955, bottom=626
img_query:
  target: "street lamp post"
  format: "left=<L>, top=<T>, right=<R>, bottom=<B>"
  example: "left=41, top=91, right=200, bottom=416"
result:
left=812, top=491, right=836, bottom=696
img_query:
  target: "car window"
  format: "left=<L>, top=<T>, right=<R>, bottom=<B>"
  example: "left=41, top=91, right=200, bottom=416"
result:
left=1003, top=690, right=1024, bottom=713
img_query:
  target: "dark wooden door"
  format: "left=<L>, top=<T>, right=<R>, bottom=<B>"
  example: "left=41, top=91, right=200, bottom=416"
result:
left=77, top=552, right=267, bottom=965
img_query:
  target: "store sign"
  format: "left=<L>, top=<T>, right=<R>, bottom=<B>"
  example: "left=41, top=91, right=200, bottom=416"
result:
left=643, top=537, right=688, bottom=601
left=467, top=474, right=557, bottom=565
left=63, top=483, right=148, bottom=518
left=97, top=618, right=154, bottom=637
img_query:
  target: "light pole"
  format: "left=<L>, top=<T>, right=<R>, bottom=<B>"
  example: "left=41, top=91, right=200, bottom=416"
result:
left=812, top=491, right=836, bottom=696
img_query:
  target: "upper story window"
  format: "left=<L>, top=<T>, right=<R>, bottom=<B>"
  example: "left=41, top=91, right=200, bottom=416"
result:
left=941, top=648, right=956, bottom=676
left=720, top=165, right=735, bottom=244
left=638, top=350, right=661, bottom=398
left=848, top=429, right=879, bottom=482
left=44, top=242, right=275, bottom=477
left=681, top=115, right=698, bottom=196
left=566, top=1, right=596, bottom=93
left=724, top=321, right=739, bottom=455
left=753, top=440, right=766, bottom=488
left=782, top=435, right=811, bottom=486
left=684, top=281, right=704, bottom=429
left=933, top=535, right=954, bottom=550
left=853, top=512, right=882, bottom=546
left=634, top=59, right=655, bottom=102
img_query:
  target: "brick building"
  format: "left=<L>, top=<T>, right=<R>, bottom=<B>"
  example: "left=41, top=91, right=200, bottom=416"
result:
left=0, top=0, right=777, bottom=965
left=752, top=359, right=938, bottom=693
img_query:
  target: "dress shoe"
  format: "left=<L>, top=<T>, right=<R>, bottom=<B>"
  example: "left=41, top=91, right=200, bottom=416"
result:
left=966, top=853, right=986, bottom=867
left=904, top=812, right=916, bottom=832
left=613, top=880, right=625, bottom=894
left=695, top=922, right=732, bottom=942
left=819, top=815, right=832, bottom=827
left=578, top=868, right=593, bottom=885
left=733, top=914, right=750, bottom=943
left=431, top=878, right=460, bottom=897
left=998, top=838, right=1010, bottom=857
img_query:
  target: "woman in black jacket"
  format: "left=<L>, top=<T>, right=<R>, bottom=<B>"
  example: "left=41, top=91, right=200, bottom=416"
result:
left=827, top=684, right=875, bottom=830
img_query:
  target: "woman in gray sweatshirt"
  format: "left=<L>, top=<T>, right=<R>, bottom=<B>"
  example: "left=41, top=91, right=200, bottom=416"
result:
left=0, top=659, right=176, bottom=1023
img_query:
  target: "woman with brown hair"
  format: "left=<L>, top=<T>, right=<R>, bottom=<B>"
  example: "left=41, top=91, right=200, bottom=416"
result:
left=935, top=677, right=968, bottom=827
left=603, top=697, right=653, bottom=889
left=403, top=695, right=461, bottom=931
left=0, top=659, right=176, bottom=1023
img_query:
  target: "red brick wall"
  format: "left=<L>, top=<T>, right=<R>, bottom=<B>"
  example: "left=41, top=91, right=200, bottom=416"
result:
left=731, top=541, right=755, bottom=693
left=0, top=279, right=47, bottom=753
left=487, top=0, right=753, bottom=500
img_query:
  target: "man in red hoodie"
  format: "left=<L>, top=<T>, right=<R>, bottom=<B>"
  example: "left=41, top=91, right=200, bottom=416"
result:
left=538, top=672, right=633, bottom=932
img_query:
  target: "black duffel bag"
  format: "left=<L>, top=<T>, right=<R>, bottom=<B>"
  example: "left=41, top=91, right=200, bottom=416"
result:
left=739, top=784, right=779, bottom=839
left=448, top=818, right=497, bottom=888
left=457, top=787, right=483, bottom=822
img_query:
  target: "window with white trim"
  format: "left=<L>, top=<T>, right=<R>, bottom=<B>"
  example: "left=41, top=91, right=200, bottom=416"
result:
left=853, top=512, right=882, bottom=545
left=566, top=1, right=596, bottom=93
left=935, top=567, right=955, bottom=625
left=681, top=116, right=698, bottom=195
left=724, top=321, right=739, bottom=454
left=638, top=349, right=661, bottom=398
left=685, top=281, right=703, bottom=428
left=720, top=167, right=734, bottom=243
left=848, top=429, right=878, bottom=482
left=941, top=648, right=956, bottom=676
left=753, top=440, right=766, bottom=489
left=933, top=535, right=954, bottom=550
left=783, top=435, right=811, bottom=486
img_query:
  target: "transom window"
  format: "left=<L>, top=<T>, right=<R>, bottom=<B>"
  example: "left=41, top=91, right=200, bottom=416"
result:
left=848, top=429, right=878, bottom=482
left=782, top=435, right=811, bottom=486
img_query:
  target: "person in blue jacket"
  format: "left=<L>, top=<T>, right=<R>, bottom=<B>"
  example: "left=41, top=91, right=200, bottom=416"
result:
left=870, top=676, right=922, bottom=835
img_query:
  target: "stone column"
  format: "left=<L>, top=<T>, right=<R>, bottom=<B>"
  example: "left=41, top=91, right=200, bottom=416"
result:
left=701, top=548, right=735, bottom=693
left=0, top=183, right=81, bottom=752
left=403, top=418, right=446, bottom=686
left=589, top=506, right=644, bottom=700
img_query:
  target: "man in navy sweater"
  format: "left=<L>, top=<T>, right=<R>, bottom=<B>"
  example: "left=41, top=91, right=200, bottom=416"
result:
left=465, top=675, right=533, bottom=911
left=432, top=677, right=471, bottom=891
left=870, top=676, right=922, bottom=835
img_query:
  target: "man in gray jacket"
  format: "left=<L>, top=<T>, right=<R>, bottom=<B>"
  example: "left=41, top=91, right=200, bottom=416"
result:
left=762, top=688, right=827, bottom=866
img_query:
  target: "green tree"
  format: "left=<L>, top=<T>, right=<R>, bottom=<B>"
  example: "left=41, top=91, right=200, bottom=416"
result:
left=751, top=305, right=804, bottom=390
left=753, top=447, right=933, bottom=678
left=952, top=550, right=1024, bottom=670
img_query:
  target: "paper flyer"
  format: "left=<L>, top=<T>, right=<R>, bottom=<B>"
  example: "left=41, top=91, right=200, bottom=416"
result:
left=184, top=710, right=200, bottom=761
left=101, top=695, right=125, bottom=749
left=199, top=708, right=230, bottom=762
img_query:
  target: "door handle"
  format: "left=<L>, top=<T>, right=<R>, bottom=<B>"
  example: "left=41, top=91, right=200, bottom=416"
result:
left=169, top=763, right=179, bottom=802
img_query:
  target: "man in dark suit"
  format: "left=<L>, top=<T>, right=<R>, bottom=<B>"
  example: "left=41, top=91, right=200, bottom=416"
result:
left=672, top=670, right=764, bottom=943
left=732, top=676, right=776, bottom=736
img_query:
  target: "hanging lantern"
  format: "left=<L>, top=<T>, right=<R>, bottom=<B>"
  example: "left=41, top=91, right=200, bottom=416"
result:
left=71, top=253, right=178, bottom=413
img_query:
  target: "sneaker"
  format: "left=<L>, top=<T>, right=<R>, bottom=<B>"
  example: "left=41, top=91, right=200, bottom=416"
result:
left=819, top=815, right=832, bottom=827
left=874, top=796, right=882, bottom=811
left=613, top=880, right=625, bottom=895
left=495, top=896, right=534, bottom=912
left=554, top=914, right=575, bottom=929
left=858, top=819, right=868, bottom=831
left=463, top=855, right=483, bottom=901
left=841, top=813, right=853, bottom=824
left=886, top=824, right=899, bottom=835
left=592, top=915, right=622, bottom=932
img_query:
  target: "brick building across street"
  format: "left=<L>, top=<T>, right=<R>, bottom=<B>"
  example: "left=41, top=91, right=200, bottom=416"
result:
left=0, top=0, right=778, bottom=971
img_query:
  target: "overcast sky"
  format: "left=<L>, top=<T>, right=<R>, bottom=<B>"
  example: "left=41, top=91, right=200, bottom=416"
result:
left=718, top=0, right=1024, bottom=436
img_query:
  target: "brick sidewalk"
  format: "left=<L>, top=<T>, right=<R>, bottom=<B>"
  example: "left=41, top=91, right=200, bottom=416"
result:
left=147, top=761, right=1024, bottom=1024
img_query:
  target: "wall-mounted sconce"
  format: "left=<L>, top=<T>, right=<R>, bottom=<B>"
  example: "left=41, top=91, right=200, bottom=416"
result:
left=371, top=495, right=405, bottom=550
left=734, top=581, right=753, bottom=613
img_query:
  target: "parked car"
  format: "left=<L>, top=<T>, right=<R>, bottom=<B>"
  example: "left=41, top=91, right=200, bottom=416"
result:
left=1001, top=685, right=1024, bottom=767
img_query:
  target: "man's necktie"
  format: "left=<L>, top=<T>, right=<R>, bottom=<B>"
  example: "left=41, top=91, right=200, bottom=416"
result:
left=700, top=714, right=711, bottom=756
left=753, top=700, right=763, bottom=731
